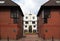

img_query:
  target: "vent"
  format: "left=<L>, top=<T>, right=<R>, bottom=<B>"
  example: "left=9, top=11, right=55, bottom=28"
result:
left=0, top=1, right=5, bottom=4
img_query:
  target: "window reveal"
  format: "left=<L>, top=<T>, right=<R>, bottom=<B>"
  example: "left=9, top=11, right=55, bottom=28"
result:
left=26, top=17, right=28, bottom=19
left=25, top=21, right=28, bottom=24
left=44, top=9, right=51, bottom=24
left=32, top=21, right=35, bottom=24
left=10, top=9, right=19, bottom=24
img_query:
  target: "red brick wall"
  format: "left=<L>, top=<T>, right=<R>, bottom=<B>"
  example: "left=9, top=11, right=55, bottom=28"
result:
left=38, top=9, right=60, bottom=39
left=16, top=13, right=23, bottom=39
left=0, top=9, right=23, bottom=39
left=37, top=13, right=44, bottom=37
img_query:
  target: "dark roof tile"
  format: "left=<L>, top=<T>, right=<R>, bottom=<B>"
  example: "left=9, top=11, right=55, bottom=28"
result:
left=37, top=0, right=60, bottom=16
left=43, top=0, right=60, bottom=6
left=0, top=0, right=18, bottom=6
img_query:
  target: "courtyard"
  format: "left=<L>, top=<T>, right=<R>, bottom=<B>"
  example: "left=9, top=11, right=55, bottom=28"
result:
left=0, top=34, right=60, bottom=41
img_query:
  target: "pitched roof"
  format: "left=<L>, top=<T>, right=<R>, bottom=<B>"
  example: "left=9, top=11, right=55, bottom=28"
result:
left=43, top=0, right=60, bottom=6
left=37, top=0, right=60, bottom=16
left=0, top=0, right=24, bottom=16
left=0, top=0, right=18, bottom=6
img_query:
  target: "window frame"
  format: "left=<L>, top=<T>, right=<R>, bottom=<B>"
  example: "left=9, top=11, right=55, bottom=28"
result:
left=33, top=17, right=35, bottom=19
left=10, top=8, right=19, bottom=24
left=25, top=21, right=28, bottom=24
left=43, top=9, right=51, bottom=24
left=26, top=17, right=28, bottom=19
left=25, top=25, right=27, bottom=28
left=32, top=21, right=35, bottom=24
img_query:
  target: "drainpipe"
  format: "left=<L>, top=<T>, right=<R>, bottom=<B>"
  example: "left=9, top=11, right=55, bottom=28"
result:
left=52, top=36, right=54, bottom=41
left=7, top=36, right=9, bottom=41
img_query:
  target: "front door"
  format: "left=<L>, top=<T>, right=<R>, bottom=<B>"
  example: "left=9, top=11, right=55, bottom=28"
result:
left=29, top=25, right=32, bottom=33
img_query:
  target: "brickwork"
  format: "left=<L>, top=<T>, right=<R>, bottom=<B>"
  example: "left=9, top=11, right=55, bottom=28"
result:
left=0, top=8, right=23, bottom=39
left=38, top=9, right=60, bottom=39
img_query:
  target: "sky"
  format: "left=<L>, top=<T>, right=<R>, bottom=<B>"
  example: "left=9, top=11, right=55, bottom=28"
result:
left=12, top=0, right=49, bottom=15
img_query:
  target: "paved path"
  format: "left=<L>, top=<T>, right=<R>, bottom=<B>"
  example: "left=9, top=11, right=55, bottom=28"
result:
left=0, top=34, right=42, bottom=41
left=18, top=34, right=42, bottom=41
left=0, top=34, right=60, bottom=41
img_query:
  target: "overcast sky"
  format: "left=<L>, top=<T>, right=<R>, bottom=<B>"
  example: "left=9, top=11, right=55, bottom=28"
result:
left=12, top=0, right=49, bottom=15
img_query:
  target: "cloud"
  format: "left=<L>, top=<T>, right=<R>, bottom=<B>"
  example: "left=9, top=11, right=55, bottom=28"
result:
left=12, top=0, right=49, bottom=15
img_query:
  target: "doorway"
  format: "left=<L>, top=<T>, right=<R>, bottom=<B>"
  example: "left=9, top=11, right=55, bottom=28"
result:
left=29, top=25, right=32, bottom=33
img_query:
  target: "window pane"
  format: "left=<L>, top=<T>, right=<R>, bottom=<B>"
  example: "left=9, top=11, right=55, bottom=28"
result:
left=32, top=21, right=35, bottom=24
left=26, top=17, right=28, bottom=19
left=33, top=17, right=35, bottom=19
left=44, top=9, right=51, bottom=18
left=33, top=30, right=36, bottom=33
left=34, top=25, right=36, bottom=28
left=25, top=21, right=28, bottom=24
left=24, top=30, right=28, bottom=33
left=25, top=25, right=27, bottom=28
left=10, top=9, right=18, bottom=18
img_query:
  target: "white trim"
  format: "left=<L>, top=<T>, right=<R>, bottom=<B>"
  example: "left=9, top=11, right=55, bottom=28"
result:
left=56, top=1, right=60, bottom=3
left=42, top=10, right=44, bottom=18
left=0, top=1, right=5, bottom=4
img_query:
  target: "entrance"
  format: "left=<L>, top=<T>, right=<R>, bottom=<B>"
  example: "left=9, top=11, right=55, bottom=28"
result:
left=29, top=25, right=32, bottom=33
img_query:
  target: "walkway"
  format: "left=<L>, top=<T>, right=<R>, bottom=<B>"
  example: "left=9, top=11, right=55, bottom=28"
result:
left=0, top=34, right=60, bottom=41
left=18, top=34, right=41, bottom=41
left=0, top=34, right=42, bottom=41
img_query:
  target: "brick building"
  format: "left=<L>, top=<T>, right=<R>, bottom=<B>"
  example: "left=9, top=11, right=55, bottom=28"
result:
left=0, top=0, right=23, bottom=40
left=37, top=0, right=60, bottom=40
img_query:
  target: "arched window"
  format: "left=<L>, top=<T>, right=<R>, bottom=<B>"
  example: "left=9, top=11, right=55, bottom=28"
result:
left=26, top=17, right=28, bottom=19
left=33, top=17, right=35, bottom=19
left=25, top=25, right=27, bottom=28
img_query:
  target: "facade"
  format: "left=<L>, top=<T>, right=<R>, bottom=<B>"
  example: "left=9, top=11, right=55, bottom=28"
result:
left=37, top=0, right=60, bottom=39
left=23, top=14, right=37, bottom=33
left=0, top=0, right=23, bottom=40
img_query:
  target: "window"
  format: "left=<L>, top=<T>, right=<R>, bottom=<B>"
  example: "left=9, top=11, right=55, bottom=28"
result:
left=24, top=30, right=28, bottom=33
left=32, top=21, right=35, bottom=24
left=33, top=17, right=35, bottom=19
left=26, top=17, right=28, bottom=19
left=10, top=9, right=18, bottom=18
left=34, top=25, right=36, bottom=28
left=43, top=9, right=51, bottom=24
left=29, top=14, right=32, bottom=15
left=25, top=21, right=28, bottom=24
left=10, top=9, right=19, bottom=24
left=25, top=25, right=27, bottom=28
left=44, top=18, right=47, bottom=23
left=44, top=9, right=51, bottom=18
left=33, top=30, right=36, bottom=33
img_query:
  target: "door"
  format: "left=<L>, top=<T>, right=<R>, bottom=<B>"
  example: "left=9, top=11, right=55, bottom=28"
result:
left=29, top=25, right=32, bottom=33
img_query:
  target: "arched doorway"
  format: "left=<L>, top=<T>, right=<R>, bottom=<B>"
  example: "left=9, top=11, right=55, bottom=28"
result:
left=29, top=25, right=32, bottom=33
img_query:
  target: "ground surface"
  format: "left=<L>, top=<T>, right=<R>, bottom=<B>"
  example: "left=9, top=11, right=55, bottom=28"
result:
left=0, top=34, right=42, bottom=41
left=0, top=34, right=60, bottom=41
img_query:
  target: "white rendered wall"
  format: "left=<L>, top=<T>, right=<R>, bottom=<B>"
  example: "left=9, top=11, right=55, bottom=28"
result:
left=23, top=14, right=37, bottom=33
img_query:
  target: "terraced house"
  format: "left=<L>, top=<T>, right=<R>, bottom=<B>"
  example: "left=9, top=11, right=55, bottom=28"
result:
left=37, top=0, right=60, bottom=40
left=0, top=0, right=23, bottom=40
